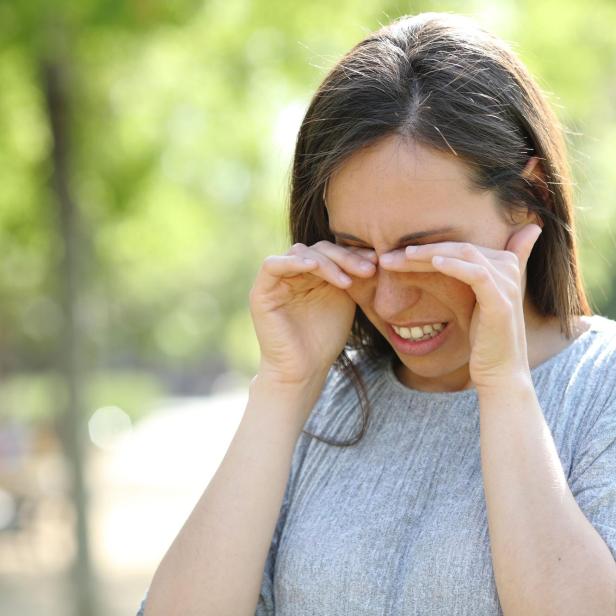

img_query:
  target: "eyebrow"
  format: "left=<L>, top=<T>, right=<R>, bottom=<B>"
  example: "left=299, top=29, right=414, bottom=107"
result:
left=329, top=226, right=459, bottom=248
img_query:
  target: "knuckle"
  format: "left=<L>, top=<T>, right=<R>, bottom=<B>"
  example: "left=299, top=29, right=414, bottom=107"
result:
left=289, top=243, right=305, bottom=255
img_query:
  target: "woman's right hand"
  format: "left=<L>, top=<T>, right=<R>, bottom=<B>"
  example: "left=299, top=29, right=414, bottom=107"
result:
left=249, top=241, right=377, bottom=386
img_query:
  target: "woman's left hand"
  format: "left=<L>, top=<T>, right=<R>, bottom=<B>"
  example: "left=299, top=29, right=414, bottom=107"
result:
left=378, top=223, right=543, bottom=390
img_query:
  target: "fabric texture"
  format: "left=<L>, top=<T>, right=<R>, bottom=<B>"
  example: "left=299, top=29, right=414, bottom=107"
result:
left=137, top=314, right=616, bottom=616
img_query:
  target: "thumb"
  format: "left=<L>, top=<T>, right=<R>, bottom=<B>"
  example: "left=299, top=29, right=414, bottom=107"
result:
left=505, top=223, right=542, bottom=272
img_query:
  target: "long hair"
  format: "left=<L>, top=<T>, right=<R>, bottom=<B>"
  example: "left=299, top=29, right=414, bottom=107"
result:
left=288, top=12, right=592, bottom=447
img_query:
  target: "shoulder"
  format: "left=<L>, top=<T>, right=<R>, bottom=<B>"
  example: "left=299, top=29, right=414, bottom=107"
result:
left=527, top=316, right=616, bottom=465
left=527, top=315, right=616, bottom=425
left=576, top=314, right=616, bottom=373
left=559, top=314, right=616, bottom=421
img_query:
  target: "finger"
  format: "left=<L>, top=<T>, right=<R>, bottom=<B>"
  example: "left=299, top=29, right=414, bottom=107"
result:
left=376, top=253, right=513, bottom=292
left=380, top=241, right=497, bottom=273
left=348, top=246, right=379, bottom=264
left=431, top=256, right=508, bottom=310
left=407, top=241, right=515, bottom=263
left=306, top=241, right=377, bottom=278
left=288, top=244, right=357, bottom=287
left=504, top=224, right=542, bottom=272
left=378, top=250, right=514, bottom=294
left=377, top=259, right=439, bottom=273
left=257, top=254, right=321, bottom=294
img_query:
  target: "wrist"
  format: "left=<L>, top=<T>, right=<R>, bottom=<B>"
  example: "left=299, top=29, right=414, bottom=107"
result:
left=249, top=370, right=328, bottom=419
left=475, top=370, right=535, bottom=399
left=254, top=362, right=330, bottom=393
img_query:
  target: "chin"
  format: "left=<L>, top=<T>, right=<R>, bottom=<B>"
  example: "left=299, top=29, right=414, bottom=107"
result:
left=396, top=354, right=470, bottom=378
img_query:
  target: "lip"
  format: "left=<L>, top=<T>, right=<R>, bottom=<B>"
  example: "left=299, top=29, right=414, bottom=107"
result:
left=386, top=321, right=451, bottom=356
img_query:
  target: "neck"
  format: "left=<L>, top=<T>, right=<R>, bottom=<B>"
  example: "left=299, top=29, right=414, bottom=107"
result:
left=523, top=293, right=586, bottom=370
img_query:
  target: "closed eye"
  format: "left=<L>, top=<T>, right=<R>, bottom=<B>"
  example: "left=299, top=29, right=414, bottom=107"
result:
left=337, top=241, right=430, bottom=250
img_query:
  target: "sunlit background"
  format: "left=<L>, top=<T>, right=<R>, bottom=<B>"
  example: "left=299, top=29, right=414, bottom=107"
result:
left=1, top=0, right=615, bottom=614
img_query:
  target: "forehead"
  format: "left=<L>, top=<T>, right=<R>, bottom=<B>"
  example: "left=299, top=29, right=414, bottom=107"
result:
left=326, top=135, right=491, bottom=230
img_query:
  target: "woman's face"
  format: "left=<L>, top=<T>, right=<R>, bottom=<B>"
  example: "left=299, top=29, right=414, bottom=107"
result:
left=325, top=135, right=528, bottom=392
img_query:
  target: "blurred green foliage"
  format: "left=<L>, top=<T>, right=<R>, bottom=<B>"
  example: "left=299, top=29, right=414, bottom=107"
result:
left=1, top=0, right=615, bottom=422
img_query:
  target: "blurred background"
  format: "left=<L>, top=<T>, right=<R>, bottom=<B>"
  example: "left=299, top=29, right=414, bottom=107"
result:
left=0, top=0, right=615, bottom=614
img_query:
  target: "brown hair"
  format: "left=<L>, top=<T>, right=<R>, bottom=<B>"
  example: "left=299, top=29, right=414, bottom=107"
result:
left=288, top=12, right=592, bottom=447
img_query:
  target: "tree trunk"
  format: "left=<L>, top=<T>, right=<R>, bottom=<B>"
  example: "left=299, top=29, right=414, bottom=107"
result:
left=41, top=57, right=99, bottom=616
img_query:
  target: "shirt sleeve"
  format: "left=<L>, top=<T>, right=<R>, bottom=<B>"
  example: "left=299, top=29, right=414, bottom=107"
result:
left=567, top=393, right=616, bottom=562
left=136, top=589, right=147, bottom=615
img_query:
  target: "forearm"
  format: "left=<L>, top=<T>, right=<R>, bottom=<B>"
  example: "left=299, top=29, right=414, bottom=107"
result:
left=144, top=375, right=323, bottom=616
left=478, top=376, right=616, bottom=616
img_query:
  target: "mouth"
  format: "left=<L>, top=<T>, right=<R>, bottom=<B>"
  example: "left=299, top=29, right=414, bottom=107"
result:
left=390, top=321, right=447, bottom=342
left=386, top=321, right=451, bottom=356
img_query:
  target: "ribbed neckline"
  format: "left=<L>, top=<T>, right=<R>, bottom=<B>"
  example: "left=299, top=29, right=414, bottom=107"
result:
left=382, top=314, right=603, bottom=401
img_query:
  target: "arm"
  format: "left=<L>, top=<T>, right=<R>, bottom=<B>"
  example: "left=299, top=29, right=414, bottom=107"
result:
left=140, top=228, right=374, bottom=614
left=143, top=373, right=325, bottom=616
left=478, top=375, right=616, bottom=616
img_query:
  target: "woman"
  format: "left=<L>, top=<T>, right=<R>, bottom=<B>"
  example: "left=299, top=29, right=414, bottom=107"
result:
left=139, top=12, right=616, bottom=615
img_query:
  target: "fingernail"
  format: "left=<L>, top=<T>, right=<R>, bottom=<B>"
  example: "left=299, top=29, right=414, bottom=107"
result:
left=380, top=254, right=394, bottom=264
left=359, top=261, right=374, bottom=271
left=405, top=246, right=418, bottom=254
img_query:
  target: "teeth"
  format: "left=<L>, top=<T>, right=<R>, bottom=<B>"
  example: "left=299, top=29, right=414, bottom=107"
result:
left=392, top=322, right=446, bottom=340
left=410, top=326, right=423, bottom=338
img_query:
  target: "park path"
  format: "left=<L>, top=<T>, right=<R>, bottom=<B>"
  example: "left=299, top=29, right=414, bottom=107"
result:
left=0, top=389, right=248, bottom=616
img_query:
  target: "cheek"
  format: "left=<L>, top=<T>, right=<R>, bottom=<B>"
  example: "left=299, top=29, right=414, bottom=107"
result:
left=347, top=273, right=477, bottom=322
left=346, top=277, right=372, bottom=306
left=442, top=277, right=476, bottom=321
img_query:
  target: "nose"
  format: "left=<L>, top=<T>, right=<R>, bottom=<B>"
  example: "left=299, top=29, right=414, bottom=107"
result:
left=372, top=267, right=422, bottom=323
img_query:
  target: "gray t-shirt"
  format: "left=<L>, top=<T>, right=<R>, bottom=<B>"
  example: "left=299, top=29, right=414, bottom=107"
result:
left=137, top=314, right=616, bottom=616
left=256, top=313, right=616, bottom=615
